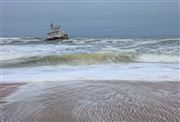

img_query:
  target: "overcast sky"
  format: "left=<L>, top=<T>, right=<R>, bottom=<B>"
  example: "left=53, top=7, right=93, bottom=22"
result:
left=1, top=0, right=179, bottom=37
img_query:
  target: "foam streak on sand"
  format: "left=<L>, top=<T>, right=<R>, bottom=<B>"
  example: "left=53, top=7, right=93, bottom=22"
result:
left=2, top=80, right=180, bottom=122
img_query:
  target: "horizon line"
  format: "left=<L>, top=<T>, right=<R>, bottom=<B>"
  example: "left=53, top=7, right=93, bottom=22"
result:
left=1, top=1, right=179, bottom=3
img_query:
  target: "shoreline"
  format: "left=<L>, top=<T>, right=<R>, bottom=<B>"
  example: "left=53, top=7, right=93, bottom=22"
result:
left=1, top=80, right=180, bottom=121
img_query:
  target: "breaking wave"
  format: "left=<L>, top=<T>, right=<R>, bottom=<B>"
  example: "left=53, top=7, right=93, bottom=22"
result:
left=1, top=37, right=179, bottom=68
left=0, top=37, right=43, bottom=45
left=1, top=37, right=180, bottom=46
left=2, top=51, right=179, bottom=68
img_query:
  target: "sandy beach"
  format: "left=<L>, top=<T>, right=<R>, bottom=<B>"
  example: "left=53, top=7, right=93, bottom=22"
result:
left=1, top=80, right=180, bottom=122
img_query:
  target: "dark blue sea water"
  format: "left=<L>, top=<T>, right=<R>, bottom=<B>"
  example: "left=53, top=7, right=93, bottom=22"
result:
left=1, top=1, right=179, bottom=37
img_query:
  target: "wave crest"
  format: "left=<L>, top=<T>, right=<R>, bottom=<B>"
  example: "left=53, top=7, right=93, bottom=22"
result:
left=2, top=51, right=179, bottom=68
left=2, top=52, right=136, bottom=68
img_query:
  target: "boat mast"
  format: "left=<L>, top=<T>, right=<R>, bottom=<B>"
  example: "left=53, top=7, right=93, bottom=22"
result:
left=50, top=24, right=54, bottom=30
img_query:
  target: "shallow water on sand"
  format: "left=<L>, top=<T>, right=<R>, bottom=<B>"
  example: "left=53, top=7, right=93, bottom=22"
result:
left=2, top=80, right=180, bottom=122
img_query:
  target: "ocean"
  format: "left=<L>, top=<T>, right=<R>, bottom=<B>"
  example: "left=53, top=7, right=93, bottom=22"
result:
left=1, top=37, right=180, bottom=82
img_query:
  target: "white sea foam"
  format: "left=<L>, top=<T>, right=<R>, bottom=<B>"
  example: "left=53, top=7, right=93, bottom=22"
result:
left=1, top=37, right=179, bottom=83
left=2, top=63, right=179, bottom=83
left=136, top=53, right=180, bottom=63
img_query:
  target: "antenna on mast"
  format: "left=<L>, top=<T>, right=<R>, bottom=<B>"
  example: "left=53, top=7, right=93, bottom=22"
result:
left=50, top=21, right=54, bottom=30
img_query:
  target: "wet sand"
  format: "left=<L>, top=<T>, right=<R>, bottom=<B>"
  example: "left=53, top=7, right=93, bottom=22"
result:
left=1, top=80, right=180, bottom=122
left=0, top=83, right=25, bottom=103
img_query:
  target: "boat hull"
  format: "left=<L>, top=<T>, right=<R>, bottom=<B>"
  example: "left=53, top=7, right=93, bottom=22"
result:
left=45, top=34, right=69, bottom=41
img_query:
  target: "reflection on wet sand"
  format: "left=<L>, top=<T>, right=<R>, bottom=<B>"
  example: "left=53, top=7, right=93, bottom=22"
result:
left=2, top=80, right=180, bottom=122
left=0, top=83, right=26, bottom=103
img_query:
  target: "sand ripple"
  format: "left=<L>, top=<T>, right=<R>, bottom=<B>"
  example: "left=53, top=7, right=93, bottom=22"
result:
left=2, top=80, right=180, bottom=122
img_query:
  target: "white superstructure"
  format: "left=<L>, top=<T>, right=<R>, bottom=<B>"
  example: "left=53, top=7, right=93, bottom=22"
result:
left=46, top=24, right=68, bottom=40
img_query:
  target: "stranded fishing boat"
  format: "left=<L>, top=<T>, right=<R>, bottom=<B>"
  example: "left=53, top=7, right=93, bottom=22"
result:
left=45, top=23, right=69, bottom=41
